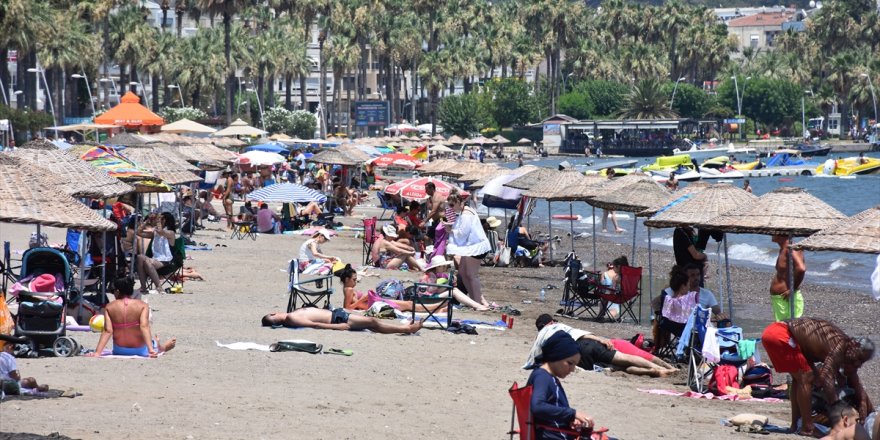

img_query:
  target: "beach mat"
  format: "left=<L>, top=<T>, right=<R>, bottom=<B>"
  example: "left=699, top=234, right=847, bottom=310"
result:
left=638, top=389, right=784, bottom=403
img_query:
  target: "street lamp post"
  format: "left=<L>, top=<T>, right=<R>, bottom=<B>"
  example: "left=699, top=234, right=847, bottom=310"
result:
left=860, top=73, right=878, bottom=123
left=246, top=88, right=265, bottom=129
left=27, top=66, right=58, bottom=137
left=13, top=91, right=23, bottom=109
left=99, top=77, right=120, bottom=107
left=802, top=89, right=814, bottom=140
left=71, top=73, right=96, bottom=116
left=0, top=77, right=15, bottom=147
left=167, top=84, right=185, bottom=107
left=669, top=76, right=686, bottom=109
left=562, top=73, right=574, bottom=94
left=130, top=81, right=151, bottom=107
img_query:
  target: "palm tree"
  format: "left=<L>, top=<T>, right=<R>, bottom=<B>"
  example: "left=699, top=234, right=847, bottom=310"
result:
left=619, top=78, right=679, bottom=119
left=0, top=0, right=51, bottom=111
left=38, top=10, right=100, bottom=119
left=326, top=34, right=359, bottom=135
left=197, top=0, right=251, bottom=125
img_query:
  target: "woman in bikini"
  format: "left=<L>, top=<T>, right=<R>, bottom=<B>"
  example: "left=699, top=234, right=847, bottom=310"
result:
left=222, top=173, right=236, bottom=229
left=335, top=264, right=443, bottom=313
left=87, top=278, right=176, bottom=358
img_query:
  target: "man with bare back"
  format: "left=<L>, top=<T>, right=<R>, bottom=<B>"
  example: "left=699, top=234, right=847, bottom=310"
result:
left=261, top=308, right=423, bottom=334
left=770, top=235, right=806, bottom=321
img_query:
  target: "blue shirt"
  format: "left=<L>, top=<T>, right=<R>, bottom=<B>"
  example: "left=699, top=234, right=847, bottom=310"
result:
left=527, top=368, right=577, bottom=440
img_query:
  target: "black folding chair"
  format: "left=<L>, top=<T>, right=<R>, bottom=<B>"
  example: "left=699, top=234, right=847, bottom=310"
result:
left=410, top=269, right=456, bottom=330
left=557, top=253, right=601, bottom=320
left=287, top=259, right=334, bottom=312
left=230, top=220, right=257, bottom=240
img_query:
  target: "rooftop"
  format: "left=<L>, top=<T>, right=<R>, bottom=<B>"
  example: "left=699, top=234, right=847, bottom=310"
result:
left=727, top=11, right=793, bottom=27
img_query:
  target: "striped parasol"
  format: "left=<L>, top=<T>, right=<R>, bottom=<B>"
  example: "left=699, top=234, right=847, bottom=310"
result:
left=247, top=183, right=327, bottom=203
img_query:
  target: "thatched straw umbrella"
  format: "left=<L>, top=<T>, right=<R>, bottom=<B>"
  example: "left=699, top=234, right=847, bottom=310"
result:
left=447, top=135, right=464, bottom=144
left=795, top=205, right=879, bottom=255
left=120, top=147, right=203, bottom=185
left=18, top=139, right=58, bottom=150
left=493, top=135, right=511, bottom=144
left=0, top=155, right=117, bottom=231
left=417, top=159, right=460, bottom=176
left=642, top=183, right=757, bottom=317
left=503, top=167, right=557, bottom=191
left=698, top=187, right=846, bottom=318
left=336, top=144, right=372, bottom=163
left=436, top=161, right=497, bottom=179
left=454, top=163, right=502, bottom=184
left=637, top=182, right=710, bottom=218
left=107, top=132, right=154, bottom=146
left=520, top=171, right=606, bottom=259
left=308, top=149, right=362, bottom=166
left=470, top=165, right=539, bottom=190
left=9, top=149, right=133, bottom=199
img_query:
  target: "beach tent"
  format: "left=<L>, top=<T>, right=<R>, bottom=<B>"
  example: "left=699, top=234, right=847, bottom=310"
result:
left=697, top=187, right=846, bottom=319
left=641, top=183, right=757, bottom=318
left=244, top=141, right=290, bottom=154
left=95, top=92, right=164, bottom=129
left=160, top=118, right=217, bottom=135
left=212, top=118, right=268, bottom=137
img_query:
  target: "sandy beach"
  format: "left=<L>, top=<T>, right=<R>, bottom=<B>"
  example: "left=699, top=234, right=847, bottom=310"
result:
left=0, top=198, right=876, bottom=440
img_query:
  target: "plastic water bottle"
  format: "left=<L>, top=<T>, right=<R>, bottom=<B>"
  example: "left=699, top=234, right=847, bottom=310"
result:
left=539, top=288, right=546, bottom=302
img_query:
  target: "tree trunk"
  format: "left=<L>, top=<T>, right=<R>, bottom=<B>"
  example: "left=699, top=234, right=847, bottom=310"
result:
left=0, top=48, right=8, bottom=106
left=267, top=74, right=275, bottom=110
left=151, top=74, right=160, bottom=110
left=330, top=71, right=338, bottom=134
left=319, top=36, right=327, bottom=138
left=346, top=67, right=353, bottom=136
left=102, top=15, right=111, bottom=109
left=224, top=12, right=233, bottom=125
left=285, top=73, right=292, bottom=110
left=412, top=59, right=418, bottom=124
left=257, top=65, right=265, bottom=114
left=176, top=11, right=183, bottom=37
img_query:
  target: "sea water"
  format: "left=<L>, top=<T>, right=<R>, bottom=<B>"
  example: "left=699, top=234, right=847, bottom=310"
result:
left=477, top=154, right=880, bottom=295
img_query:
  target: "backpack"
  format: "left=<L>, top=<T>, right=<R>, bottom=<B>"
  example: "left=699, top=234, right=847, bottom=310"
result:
left=375, top=279, right=406, bottom=300
left=742, top=365, right=774, bottom=398
left=708, top=364, right=739, bottom=396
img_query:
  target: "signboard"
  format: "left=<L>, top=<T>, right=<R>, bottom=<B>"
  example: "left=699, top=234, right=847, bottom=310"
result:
left=7, top=50, right=16, bottom=62
left=354, top=101, right=388, bottom=127
left=724, top=118, right=746, bottom=124
left=0, top=120, right=8, bottom=131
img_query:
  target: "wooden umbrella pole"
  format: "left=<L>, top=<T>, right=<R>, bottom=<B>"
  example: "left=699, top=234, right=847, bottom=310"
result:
left=547, top=200, right=553, bottom=263
left=631, top=217, right=637, bottom=266
left=787, top=233, right=795, bottom=319
left=569, top=202, right=575, bottom=254
left=77, top=228, right=87, bottom=294
left=724, top=234, right=733, bottom=321
left=130, top=195, right=140, bottom=275
left=647, top=226, right=653, bottom=306
left=591, top=205, right=597, bottom=270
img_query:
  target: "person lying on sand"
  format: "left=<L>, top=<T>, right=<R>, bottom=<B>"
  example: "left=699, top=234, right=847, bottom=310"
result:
left=261, top=308, right=424, bottom=334
left=525, top=314, right=677, bottom=378
left=336, top=264, right=446, bottom=313
left=820, top=401, right=874, bottom=440
left=87, top=278, right=176, bottom=358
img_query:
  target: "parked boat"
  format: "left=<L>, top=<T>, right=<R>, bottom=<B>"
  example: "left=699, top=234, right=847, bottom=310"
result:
left=764, top=149, right=818, bottom=168
left=699, top=156, right=744, bottom=179
left=791, top=142, right=832, bottom=157
left=672, top=142, right=756, bottom=160
left=817, top=156, right=880, bottom=176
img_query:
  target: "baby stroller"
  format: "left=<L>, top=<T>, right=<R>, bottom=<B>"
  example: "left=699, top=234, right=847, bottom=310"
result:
left=11, top=247, right=79, bottom=358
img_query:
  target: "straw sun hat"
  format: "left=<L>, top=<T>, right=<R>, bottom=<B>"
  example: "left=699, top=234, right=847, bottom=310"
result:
left=486, top=216, right=502, bottom=228
left=424, top=256, right=454, bottom=271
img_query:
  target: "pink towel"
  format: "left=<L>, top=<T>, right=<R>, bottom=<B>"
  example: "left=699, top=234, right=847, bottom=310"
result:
left=637, top=389, right=784, bottom=403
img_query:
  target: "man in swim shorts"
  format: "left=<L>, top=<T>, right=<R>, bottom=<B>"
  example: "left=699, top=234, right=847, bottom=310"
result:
left=261, top=307, right=423, bottom=334
left=762, top=318, right=874, bottom=437
left=769, top=235, right=806, bottom=321
left=524, top=315, right=677, bottom=377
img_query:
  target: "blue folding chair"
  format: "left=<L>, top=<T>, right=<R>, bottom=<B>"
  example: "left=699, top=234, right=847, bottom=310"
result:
left=376, top=191, right=396, bottom=221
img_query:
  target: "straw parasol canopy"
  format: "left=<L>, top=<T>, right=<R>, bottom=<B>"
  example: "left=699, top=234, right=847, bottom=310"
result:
left=429, top=144, right=455, bottom=153
left=697, top=187, right=846, bottom=236
left=430, top=160, right=493, bottom=178
left=18, top=139, right=58, bottom=150
left=212, top=137, right=246, bottom=148
left=212, top=118, right=268, bottom=137
left=588, top=179, right=671, bottom=212
left=120, top=147, right=203, bottom=185
left=504, top=167, right=558, bottom=190
left=644, top=183, right=757, bottom=228
left=0, top=156, right=117, bottom=231
left=469, top=165, right=540, bottom=189
left=336, top=144, right=372, bottom=163
left=516, top=137, right=532, bottom=145
left=794, top=205, right=880, bottom=254
left=161, top=118, right=217, bottom=134
left=493, top=135, right=511, bottom=144
left=455, top=163, right=503, bottom=184
left=447, top=135, right=465, bottom=144
left=417, top=159, right=461, bottom=175
left=533, top=173, right=608, bottom=201
left=638, top=182, right=710, bottom=217
left=308, top=148, right=362, bottom=166
left=107, top=132, right=154, bottom=146
left=9, top=149, right=134, bottom=199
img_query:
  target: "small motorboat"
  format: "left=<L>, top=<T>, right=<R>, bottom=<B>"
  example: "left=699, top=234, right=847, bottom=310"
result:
left=816, top=156, right=880, bottom=176
left=792, top=142, right=832, bottom=157
left=648, top=166, right=702, bottom=182
left=699, top=156, right=745, bottom=179
left=732, top=160, right=762, bottom=171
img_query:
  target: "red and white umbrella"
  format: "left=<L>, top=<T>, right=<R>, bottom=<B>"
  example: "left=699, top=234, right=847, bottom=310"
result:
left=371, top=153, right=422, bottom=169
left=383, top=177, right=468, bottom=202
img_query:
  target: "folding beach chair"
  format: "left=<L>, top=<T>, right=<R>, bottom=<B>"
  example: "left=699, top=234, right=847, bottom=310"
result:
left=558, top=253, right=601, bottom=320
left=230, top=219, right=257, bottom=240
left=362, top=217, right=378, bottom=266
left=410, top=269, right=456, bottom=330
left=483, top=230, right=500, bottom=266
left=678, top=315, right=753, bottom=394
left=2, top=241, right=21, bottom=302
left=595, top=266, right=642, bottom=324
left=145, top=236, right=186, bottom=292
left=287, top=259, right=334, bottom=312
left=508, top=382, right=610, bottom=440
left=376, top=191, right=396, bottom=221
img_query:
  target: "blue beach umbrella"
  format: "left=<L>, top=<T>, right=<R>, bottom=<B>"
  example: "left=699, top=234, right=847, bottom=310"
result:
left=246, top=183, right=326, bottom=203
left=244, top=141, right=290, bottom=154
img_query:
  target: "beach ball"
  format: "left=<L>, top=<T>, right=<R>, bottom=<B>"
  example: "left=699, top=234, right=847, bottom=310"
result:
left=89, top=314, right=105, bottom=333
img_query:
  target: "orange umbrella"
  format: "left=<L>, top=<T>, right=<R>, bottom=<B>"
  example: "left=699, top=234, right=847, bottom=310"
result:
left=95, top=91, right=164, bottom=128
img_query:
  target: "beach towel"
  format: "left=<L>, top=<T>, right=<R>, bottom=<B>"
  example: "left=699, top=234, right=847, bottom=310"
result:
left=638, top=388, right=784, bottom=403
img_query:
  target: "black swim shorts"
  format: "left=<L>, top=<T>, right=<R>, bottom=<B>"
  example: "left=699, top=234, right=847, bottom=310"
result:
left=331, top=308, right=350, bottom=324
left=577, top=339, right=616, bottom=369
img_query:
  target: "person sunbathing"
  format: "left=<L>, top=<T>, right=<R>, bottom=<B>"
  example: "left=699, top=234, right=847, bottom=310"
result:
left=418, top=256, right=490, bottom=311
left=526, top=314, right=677, bottom=378
left=336, top=264, right=444, bottom=313
left=261, top=308, right=423, bottom=334
left=87, top=278, right=176, bottom=358
left=370, top=225, right=424, bottom=271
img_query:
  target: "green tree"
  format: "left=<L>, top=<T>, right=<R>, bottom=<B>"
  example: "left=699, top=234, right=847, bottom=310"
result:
left=480, top=77, right=535, bottom=128
left=619, top=78, right=678, bottom=119
left=289, top=109, right=317, bottom=139
left=437, top=93, right=493, bottom=137
left=661, top=82, right=709, bottom=119
left=582, top=80, right=629, bottom=118
left=557, top=88, right=594, bottom=120
left=741, top=77, right=801, bottom=128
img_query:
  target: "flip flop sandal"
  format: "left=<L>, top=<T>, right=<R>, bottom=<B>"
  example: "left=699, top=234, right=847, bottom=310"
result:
left=326, top=348, right=353, bottom=356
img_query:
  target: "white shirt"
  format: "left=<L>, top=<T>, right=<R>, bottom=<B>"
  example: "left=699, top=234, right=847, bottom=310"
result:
left=299, top=238, right=320, bottom=262
left=295, top=153, right=307, bottom=170
left=151, top=230, right=174, bottom=262
left=446, top=207, right=491, bottom=257
left=0, top=352, right=17, bottom=381
left=523, top=323, right=590, bottom=369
